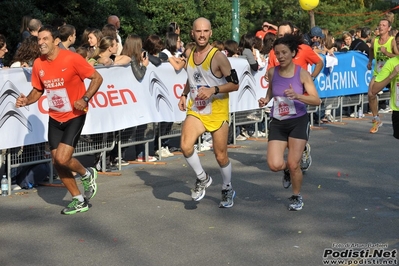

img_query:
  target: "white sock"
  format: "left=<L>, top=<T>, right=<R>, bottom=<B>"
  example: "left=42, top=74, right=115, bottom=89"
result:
left=185, top=152, right=206, bottom=180
left=220, top=161, right=232, bottom=190
left=73, top=195, right=85, bottom=202
left=374, top=115, right=380, bottom=121
left=82, top=169, right=90, bottom=178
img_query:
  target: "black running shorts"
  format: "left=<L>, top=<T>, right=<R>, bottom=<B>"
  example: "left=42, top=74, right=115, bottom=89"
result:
left=392, top=111, right=399, bottom=139
left=48, top=115, right=86, bottom=150
left=268, top=114, right=310, bottom=141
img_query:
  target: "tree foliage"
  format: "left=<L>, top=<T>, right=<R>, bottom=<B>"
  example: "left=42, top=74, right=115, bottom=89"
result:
left=0, top=0, right=398, bottom=64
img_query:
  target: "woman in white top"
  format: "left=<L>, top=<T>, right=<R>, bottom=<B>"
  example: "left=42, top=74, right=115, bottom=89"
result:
left=10, top=35, right=40, bottom=68
left=162, top=32, right=185, bottom=71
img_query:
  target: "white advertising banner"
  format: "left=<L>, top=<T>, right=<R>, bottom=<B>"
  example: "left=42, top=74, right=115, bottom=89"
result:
left=0, top=59, right=267, bottom=149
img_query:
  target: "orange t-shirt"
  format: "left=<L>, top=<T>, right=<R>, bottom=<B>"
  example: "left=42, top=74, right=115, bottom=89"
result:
left=267, top=44, right=321, bottom=71
left=256, top=29, right=277, bottom=40
left=32, top=49, right=95, bottom=122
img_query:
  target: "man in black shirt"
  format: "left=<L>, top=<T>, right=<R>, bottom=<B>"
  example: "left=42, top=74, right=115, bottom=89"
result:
left=350, top=27, right=371, bottom=56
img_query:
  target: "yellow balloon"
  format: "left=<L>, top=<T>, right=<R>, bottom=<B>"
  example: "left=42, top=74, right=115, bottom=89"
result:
left=299, top=0, right=319, bottom=10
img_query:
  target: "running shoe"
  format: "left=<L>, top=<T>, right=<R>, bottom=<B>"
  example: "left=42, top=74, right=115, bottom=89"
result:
left=61, top=198, right=89, bottom=215
left=288, top=195, right=304, bottom=211
left=300, top=143, right=312, bottom=172
left=370, top=120, right=383, bottom=134
left=219, top=188, right=236, bottom=208
left=283, top=169, right=291, bottom=189
left=81, top=167, right=98, bottom=200
left=191, top=174, right=213, bottom=201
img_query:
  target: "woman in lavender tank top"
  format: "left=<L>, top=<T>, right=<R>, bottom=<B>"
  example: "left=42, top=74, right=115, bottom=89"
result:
left=258, top=34, right=321, bottom=211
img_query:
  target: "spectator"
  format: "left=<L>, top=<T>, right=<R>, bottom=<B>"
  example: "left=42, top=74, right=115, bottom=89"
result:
left=255, top=21, right=277, bottom=40
left=168, top=22, right=184, bottom=53
left=238, top=33, right=258, bottom=71
left=58, top=24, right=77, bottom=52
left=143, top=34, right=168, bottom=65
left=20, top=15, right=32, bottom=42
left=254, top=36, right=266, bottom=69
left=333, top=38, right=347, bottom=52
left=154, top=32, right=186, bottom=157
left=0, top=34, right=8, bottom=68
left=303, top=26, right=325, bottom=53
left=211, top=40, right=224, bottom=52
left=224, top=40, right=239, bottom=57
left=10, top=35, right=40, bottom=68
left=76, top=46, right=89, bottom=60
left=184, top=41, right=196, bottom=58
left=121, top=34, right=157, bottom=162
left=80, top=27, right=94, bottom=49
left=107, top=15, right=123, bottom=55
left=341, top=32, right=352, bottom=51
left=88, top=28, right=103, bottom=51
left=88, top=36, right=130, bottom=66
left=350, top=27, right=371, bottom=57
left=28, top=19, right=42, bottom=37
left=162, top=32, right=185, bottom=71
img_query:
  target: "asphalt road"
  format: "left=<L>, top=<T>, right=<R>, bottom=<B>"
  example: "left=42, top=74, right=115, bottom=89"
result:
left=1, top=114, right=398, bottom=266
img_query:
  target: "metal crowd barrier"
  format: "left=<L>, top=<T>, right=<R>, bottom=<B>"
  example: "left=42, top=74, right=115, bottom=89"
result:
left=116, top=124, right=156, bottom=168
left=232, top=109, right=265, bottom=145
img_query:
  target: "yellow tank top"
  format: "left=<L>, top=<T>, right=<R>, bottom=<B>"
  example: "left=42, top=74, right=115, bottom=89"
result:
left=373, top=36, right=394, bottom=76
left=186, top=47, right=229, bottom=132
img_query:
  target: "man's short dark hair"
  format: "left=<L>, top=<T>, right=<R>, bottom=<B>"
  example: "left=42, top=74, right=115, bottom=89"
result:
left=278, top=21, right=295, bottom=34
left=38, top=25, right=60, bottom=40
left=58, top=24, right=75, bottom=42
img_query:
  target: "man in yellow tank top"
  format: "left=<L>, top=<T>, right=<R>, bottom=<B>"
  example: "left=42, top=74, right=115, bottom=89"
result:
left=367, top=19, right=399, bottom=134
left=178, top=17, right=239, bottom=208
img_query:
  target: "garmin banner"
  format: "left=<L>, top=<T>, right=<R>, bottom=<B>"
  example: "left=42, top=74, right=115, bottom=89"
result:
left=314, top=51, right=373, bottom=98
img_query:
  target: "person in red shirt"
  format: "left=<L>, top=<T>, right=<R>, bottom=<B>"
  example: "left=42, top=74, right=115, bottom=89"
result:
left=255, top=21, right=277, bottom=40
left=16, top=25, right=103, bottom=215
left=266, top=21, right=323, bottom=78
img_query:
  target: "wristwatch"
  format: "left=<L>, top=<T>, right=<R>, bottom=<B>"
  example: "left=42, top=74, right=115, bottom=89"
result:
left=82, top=96, right=90, bottom=103
left=214, top=86, right=220, bottom=95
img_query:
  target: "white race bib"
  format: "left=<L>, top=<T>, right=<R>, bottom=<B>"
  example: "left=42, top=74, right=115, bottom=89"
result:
left=46, top=88, right=72, bottom=113
left=273, top=96, right=297, bottom=120
left=190, top=85, right=211, bottom=115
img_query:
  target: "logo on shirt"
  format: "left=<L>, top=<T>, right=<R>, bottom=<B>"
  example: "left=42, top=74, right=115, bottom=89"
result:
left=193, top=71, right=202, bottom=83
left=39, top=69, right=45, bottom=78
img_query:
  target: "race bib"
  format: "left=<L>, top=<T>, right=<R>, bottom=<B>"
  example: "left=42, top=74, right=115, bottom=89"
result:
left=376, top=60, right=385, bottom=73
left=190, top=85, right=211, bottom=115
left=273, top=96, right=296, bottom=120
left=47, top=88, right=72, bottom=113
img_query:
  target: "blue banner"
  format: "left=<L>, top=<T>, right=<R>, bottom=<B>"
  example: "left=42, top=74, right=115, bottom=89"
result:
left=314, top=51, right=374, bottom=98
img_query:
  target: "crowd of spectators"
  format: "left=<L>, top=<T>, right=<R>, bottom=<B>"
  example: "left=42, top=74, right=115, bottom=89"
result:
left=0, top=14, right=396, bottom=176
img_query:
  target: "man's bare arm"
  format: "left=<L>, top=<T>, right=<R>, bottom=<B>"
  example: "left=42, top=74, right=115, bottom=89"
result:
left=15, top=88, right=43, bottom=107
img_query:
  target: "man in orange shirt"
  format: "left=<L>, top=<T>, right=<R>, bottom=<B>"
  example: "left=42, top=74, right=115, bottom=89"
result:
left=256, top=21, right=278, bottom=40
left=265, top=21, right=324, bottom=177
left=267, top=22, right=323, bottom=77
left=16, top=25, right=103, bottom=215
